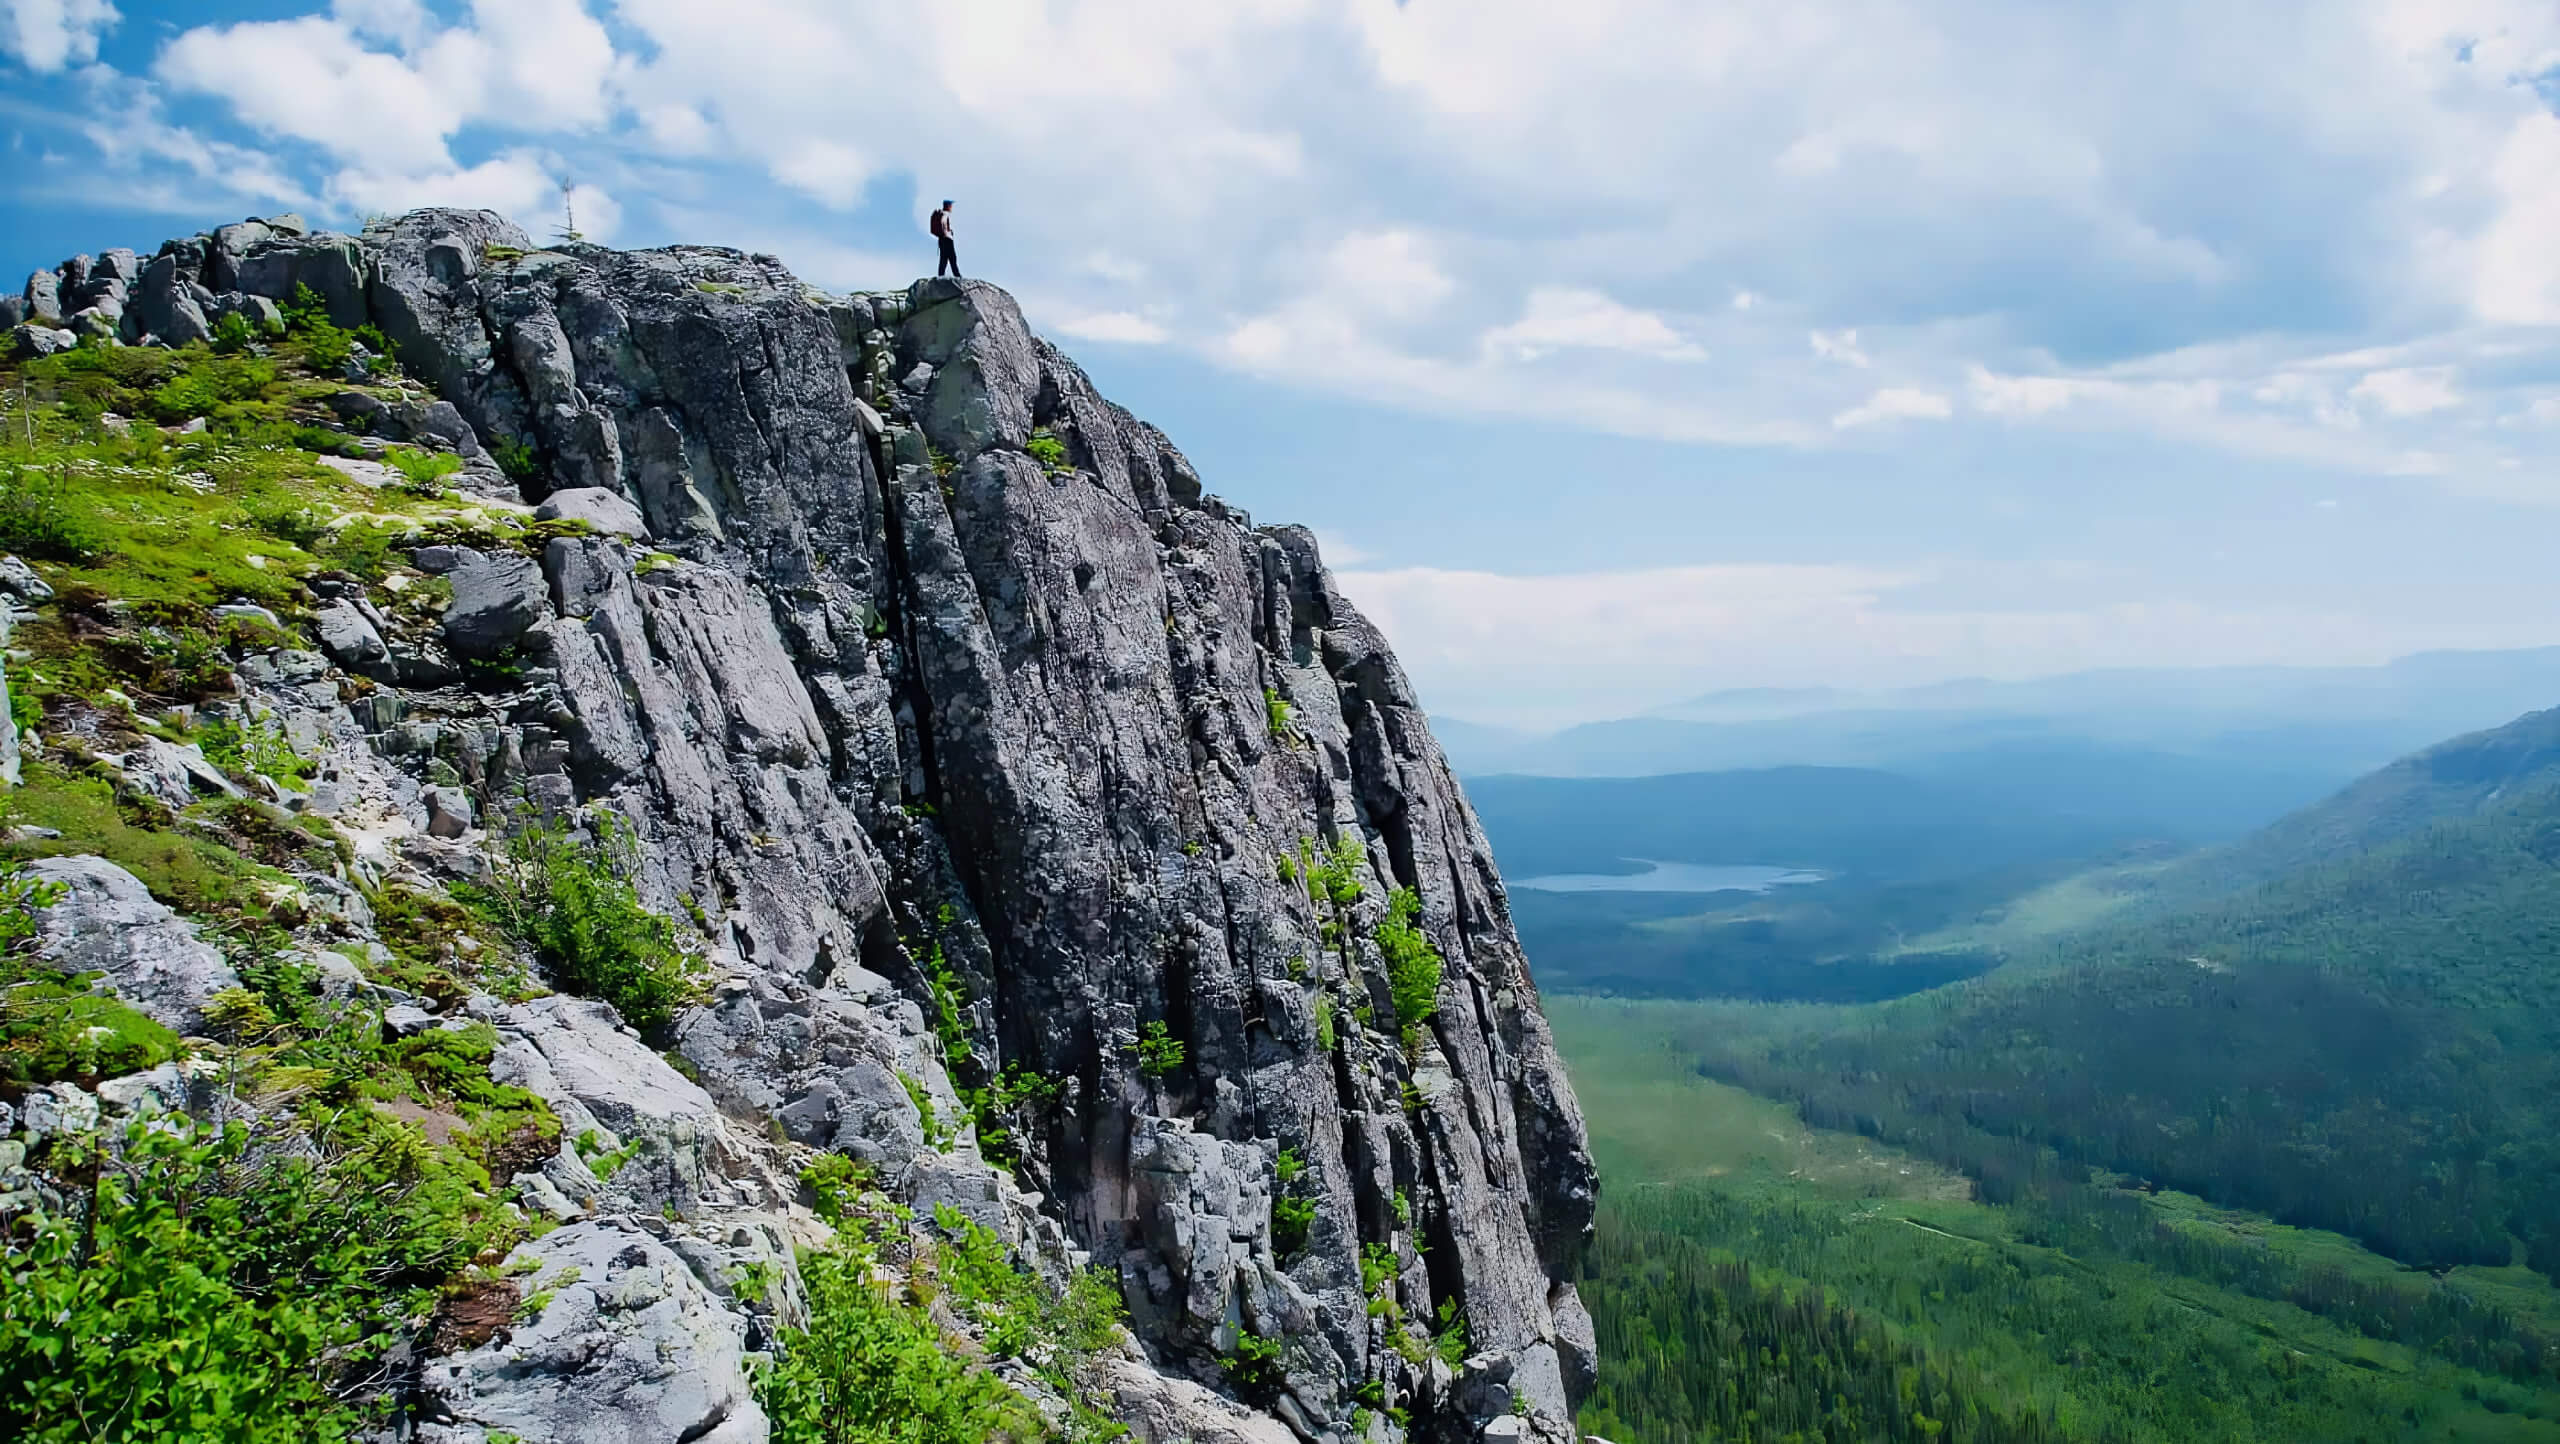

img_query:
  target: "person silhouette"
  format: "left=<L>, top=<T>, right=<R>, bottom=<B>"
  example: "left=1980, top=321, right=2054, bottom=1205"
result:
left=931, top=200, right=960, bottom=278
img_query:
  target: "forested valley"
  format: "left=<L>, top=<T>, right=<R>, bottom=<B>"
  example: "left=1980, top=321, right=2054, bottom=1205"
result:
left=1547, top=707, right=2560, bottom=1443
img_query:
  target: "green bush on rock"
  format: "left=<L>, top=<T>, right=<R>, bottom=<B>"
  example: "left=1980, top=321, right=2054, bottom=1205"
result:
left=1377, top=887, right=1444, bottom=1039
left=466, top=811, right=705, bottom=1033
left=758, top=1159, right=1131, bottom=1444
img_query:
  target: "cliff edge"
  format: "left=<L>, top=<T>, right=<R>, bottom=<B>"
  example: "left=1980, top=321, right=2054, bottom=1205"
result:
left=0, top=210, right=1595, bottom=1444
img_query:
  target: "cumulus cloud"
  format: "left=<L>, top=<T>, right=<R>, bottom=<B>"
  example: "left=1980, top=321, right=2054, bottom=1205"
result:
left=20, top=0, right=2560, bottom=498
left=2351, top=366, right=2462, bottom=415
left=1834, top=387, right=1954, bottom=428
left=152, top=0, right=616, bottom=227
left=1051, top=310, right=1171, bottom=345
left=1479, top=288, right=1704, bottom=362
left=1, top=0, right=117, bottom=73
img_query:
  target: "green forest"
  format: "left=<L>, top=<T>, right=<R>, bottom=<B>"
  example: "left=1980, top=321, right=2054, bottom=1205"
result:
left=1557, top=1004, right=2560, bottom=1444
left=1553, top=715, right=2560, bottom=1443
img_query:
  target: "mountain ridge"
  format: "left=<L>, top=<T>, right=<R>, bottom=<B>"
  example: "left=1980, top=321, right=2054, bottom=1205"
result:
left=0, top=210, right=1592, bottom=1443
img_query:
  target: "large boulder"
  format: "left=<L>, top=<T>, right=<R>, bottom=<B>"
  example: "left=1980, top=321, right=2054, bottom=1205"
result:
left=441, top=552, right=551, bottom=658
left=535, top=487, right=649, bottom=539
left=314, top=598, right=389, bottom=669
left=130, top=253, right=212, bottom=347
left=416, top=1220, right=767, bottom=1444
left=674, top=971, right=952, bottom=1179
left=28, top=856, right=242, bottom=1035
left=234, top=232, right=369, bottom=328
left=486, top=995, right=762, bottom=1216
left=21, top=270, right=61, bottom=325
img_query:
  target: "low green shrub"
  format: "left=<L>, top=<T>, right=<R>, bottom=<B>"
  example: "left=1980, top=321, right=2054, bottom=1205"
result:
left=211, top=310, right=259, bottom=354
left=384, top=447, right=464, bottom=494
left=198, top=713, right=310, bottom=785
left=0, top=1114, right=505, bottom=1443
left=466, top=811, right=705, bottom=1033
left=1223, top=1331, right=1286, bottom=1403
left=1377, top=887, right=1443, bottom=1035
left=1135, top=1019, right=1185, bottom=1077
left=0, top=466, right=105, bottom=561
left=1273, top=1194, right=1316, bottom=1254
left=758, top=1212, right=1049, bottom=1444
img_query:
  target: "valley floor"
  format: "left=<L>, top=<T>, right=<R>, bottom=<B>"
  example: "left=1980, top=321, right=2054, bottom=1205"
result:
left=1554, top=997, right=2560, bottom=1444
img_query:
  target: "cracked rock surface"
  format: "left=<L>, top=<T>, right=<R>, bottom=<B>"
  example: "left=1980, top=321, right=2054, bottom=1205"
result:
left=14, top=210, right=1595, bottom=1444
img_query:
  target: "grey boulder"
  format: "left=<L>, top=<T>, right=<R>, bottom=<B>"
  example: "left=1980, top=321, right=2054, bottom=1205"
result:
left=314, top=599, right=390, bottom=672
left=10, top=325, right=75, bottom=360
left=22, top=270, right=61, bottom=324
left=29, top=855, right=243, bottom=1035
left=0, top=555, right=52, bottom=601
left=441, top=553, right=550, bottom=658
left=417, top=1220, right=767, bottom=1444
left=535, top=487, right=650, bottom=540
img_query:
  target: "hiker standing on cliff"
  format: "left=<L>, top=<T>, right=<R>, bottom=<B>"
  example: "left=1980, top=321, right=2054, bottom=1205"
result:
left=931, top=200, right=960, bottom=278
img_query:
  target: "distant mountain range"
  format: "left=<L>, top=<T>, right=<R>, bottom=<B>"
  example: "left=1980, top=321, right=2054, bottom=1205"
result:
left=1437, top=647, right=2560, bottom=780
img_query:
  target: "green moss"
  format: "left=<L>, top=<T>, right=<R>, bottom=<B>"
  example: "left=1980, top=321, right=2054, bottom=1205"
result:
left=1, top=760, right=291, bottom=923
left=1025, top=428, right=1070, bottom=473
left=0, top=977, right=182, bottom=1086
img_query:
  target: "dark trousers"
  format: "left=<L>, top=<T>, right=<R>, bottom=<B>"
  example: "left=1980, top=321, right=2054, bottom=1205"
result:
left=936, top=237, right=961, bottom=277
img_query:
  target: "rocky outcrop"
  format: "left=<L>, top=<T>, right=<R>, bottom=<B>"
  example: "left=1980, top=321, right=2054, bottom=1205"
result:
left=418, top=1220, right=767, bottom=1444
left=28, top=857, right=241, bottom=1035
left=9, top=210, right=1595, bottom=1443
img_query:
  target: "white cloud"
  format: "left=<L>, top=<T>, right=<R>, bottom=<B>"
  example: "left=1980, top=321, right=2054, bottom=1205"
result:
left=2, top=0, right=117, bottom=73
left=1479, top=288, right=1703, bottom=362
left=328, top=153, right=619, bottom=243
left=1809, top=328, right=1868, bottom=366
left=157, top=16, right=459, bottom=171
left=2472, top=111, right=2560, bottom=324
left=1969, top=367, right=2085, bottom=416
left=767, top=138, right=872, bottom=209
left=28, top=0, right=2560, bottom=499
left=1322, top=230, right=1454, bottom=317
left=2350, top=365, right=2462, bottom=416
left=1051, top=310, right=1170, bottom=344
left=1834, top=387, right=1953, bottom=428
left=154, top=0, right=615, bottom=186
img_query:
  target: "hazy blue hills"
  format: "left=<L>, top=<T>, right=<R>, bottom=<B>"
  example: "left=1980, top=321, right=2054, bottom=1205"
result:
left=1442, top=646, right=2560, bottom=780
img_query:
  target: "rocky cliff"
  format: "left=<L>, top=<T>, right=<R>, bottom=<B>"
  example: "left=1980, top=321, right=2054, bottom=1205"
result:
left=1, top=210, right=1594, bottom=1443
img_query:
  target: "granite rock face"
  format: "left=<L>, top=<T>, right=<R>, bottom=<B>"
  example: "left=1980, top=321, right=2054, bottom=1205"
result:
left=417, top=1220, right=766, bottom=1444
left=27, top=857, right=242, bottom=1035
left=23, top=209, right=1595, bottom=1443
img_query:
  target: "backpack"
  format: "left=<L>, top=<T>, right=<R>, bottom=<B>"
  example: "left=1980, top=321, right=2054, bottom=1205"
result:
left=930, top=210, right=949, bottom=238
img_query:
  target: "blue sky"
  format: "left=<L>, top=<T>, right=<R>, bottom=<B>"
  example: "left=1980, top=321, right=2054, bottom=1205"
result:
left=6, top=0, right=2560, bottom=728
